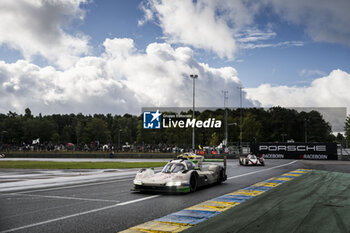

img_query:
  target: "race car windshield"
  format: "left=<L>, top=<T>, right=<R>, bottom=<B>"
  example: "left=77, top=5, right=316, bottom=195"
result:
left=162, top=163, right=185, bottom=173
left=248, top=154, right=257, bottom=159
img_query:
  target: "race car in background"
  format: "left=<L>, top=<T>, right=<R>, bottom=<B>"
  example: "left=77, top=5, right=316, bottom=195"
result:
left=132, top=153, right=227, bottom=193
left=239, top=153, right=265, bottom=166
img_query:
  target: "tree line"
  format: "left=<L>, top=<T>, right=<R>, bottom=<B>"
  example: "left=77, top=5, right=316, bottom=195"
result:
left=0, top=107, right=348, bottom=150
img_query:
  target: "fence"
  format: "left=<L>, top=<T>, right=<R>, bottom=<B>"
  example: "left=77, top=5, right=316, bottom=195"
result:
left=337, top=144, right=350, bottom=160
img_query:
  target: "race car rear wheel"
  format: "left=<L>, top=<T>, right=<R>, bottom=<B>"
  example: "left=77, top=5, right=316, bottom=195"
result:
left=190, top=172, right=198, bottom=192
left=217, top=168, right=225, bottom=184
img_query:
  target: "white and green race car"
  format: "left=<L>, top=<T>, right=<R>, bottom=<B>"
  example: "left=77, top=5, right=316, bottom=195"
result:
left=132, top=153, right=227, bottom=193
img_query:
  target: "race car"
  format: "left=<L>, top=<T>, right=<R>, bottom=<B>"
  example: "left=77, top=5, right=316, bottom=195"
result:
left=132, top=154, right=227, bottom=193
left=239, top=153, right=265, bottom=166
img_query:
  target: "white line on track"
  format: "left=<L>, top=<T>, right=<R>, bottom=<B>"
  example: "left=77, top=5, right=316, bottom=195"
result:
left=7, top=193, right=121, bottom=203
left=0, top=195, right=160, bottom=233
left=2, top=170, right=162, bottom=194
left=227, top=160, right=298, bottom=180
left=11, top=177, right=134, bottom=194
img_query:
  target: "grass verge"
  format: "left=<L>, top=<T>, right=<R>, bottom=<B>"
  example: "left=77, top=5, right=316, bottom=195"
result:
left=183, top=170, right=350, bottom=233
left=0, top=161, right=167, bottom=169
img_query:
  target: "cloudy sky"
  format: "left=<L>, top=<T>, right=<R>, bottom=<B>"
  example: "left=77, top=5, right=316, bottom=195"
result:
left=0, top=0, right=350, bottom=116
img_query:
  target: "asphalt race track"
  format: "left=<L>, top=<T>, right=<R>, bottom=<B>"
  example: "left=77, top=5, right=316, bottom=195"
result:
left=1, top=159, right=349, bottom=233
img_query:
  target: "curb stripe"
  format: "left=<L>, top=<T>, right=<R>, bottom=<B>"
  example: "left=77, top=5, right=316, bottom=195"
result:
left=266, top=179, right=287, bottom=183
left=119, top=169, right=311, bottom=233
left=228, top=190, right=263, bottom=196
left=284, top=173, right=301, bottom=176
left=280, top=175, right=297, bottom=178
left=253, top=182, right=281, bottom=187
left=244, top=186, right=274, bottom=191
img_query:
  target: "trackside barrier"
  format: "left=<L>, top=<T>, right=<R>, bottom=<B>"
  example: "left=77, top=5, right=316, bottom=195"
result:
left=251, top=143, right=338, bottom=160
left=119, top=169, right=312, bottom=233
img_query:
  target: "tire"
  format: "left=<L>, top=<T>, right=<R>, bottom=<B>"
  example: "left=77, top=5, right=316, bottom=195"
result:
left=189, top=172, right=198, bottom=192
left=217, top=168, right=225, bottom=184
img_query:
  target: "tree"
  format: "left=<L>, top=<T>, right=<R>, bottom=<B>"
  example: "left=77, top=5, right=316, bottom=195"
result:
left=86, top=118, right=111, bottom=144
left=209, top=132, right=219, bottom=146
left=1, top=116, right=23, bottom=144
left=24, top=108, right=33, bottom=118
left=61, top=125, right=73, bottom=143
left=336, top=133, right=345, bottom=145
left=23, top=118, right=56, bottom=143
left=267, top=107, right=299, bottom=142
left=241, top=112, right=262, bottom=142
left=0, top=107, right=337, bottom=150
left=51, top=133, right=60, bottom=144
left=306, top=111, right=331, bottom=142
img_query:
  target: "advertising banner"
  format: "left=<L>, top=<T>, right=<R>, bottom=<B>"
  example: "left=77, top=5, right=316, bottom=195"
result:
left=250, top=143, right=338, bottom=160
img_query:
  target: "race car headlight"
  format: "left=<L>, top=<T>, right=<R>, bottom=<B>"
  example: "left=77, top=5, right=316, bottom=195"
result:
left=134, top=180, right=142, bottom=185
left=166, top=181, right=182, bottom=186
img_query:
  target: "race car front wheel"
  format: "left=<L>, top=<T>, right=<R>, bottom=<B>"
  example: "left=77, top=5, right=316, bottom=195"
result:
left=190, top=172, right=198, bottom=192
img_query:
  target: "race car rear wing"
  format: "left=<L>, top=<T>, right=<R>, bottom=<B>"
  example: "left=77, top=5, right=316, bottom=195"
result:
left=177, top=153, right=227, bottom=172
left=203, top=156, right=227, bottom=173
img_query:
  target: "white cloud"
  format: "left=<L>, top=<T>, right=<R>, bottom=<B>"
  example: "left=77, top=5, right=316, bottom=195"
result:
left=236, top=29, right=276, bottom=43
left=299, top=69, right=326, bottom=77
left=140, top=0, right=307, bottom=59
left=3, top=0, right=348, bottom=117
left=263, top=0, right=350, bottom=46
left=242, top=41, right=304, bottom=49
left=140, top=0, right=256, bottom=59
left=0, top=0, right=90, bottom=69
left=140, top=0, right=350, bottom=57
left=236, top=27, right=304, bottom=49
left=0, top=38, right=254, bottom=115
left=138, top=2, right=154, bottom=26
left=245, top=69, right=350, bottom=111
left=0, top=58, right=140, bottom=115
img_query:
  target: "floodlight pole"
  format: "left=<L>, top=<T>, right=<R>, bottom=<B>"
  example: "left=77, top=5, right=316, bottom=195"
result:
left=237, top=86, right=243, bottom=154
left=190, top=74, right=198, bottom=151
left=222, top=91, right=228, bottom=146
